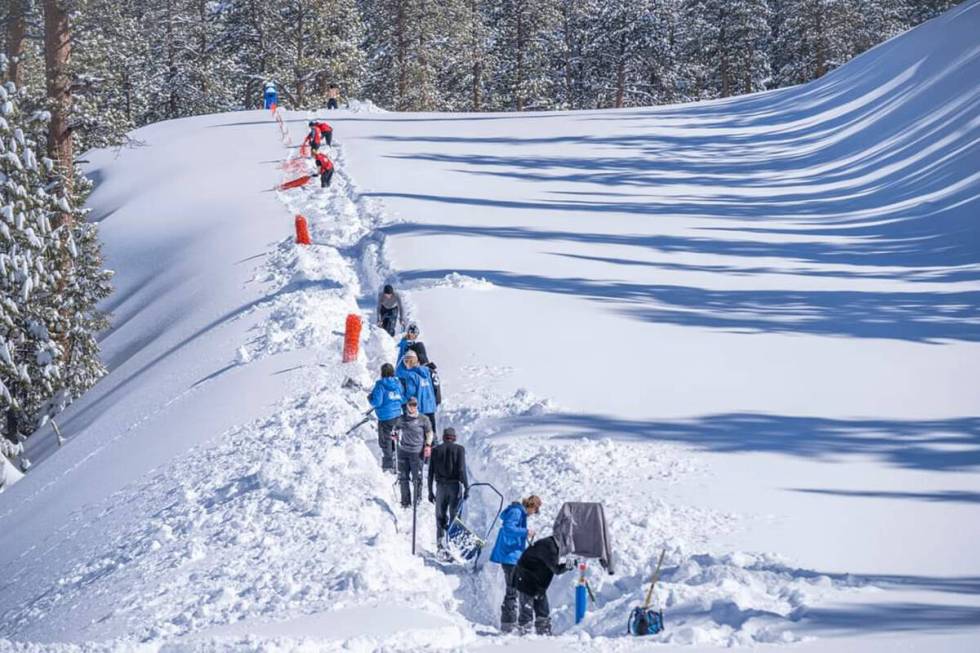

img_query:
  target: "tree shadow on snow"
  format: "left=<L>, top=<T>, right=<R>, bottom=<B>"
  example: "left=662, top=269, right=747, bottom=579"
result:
left=492, top=412, right=980, bottom=473
left=395, top=266, right=980, bottom=343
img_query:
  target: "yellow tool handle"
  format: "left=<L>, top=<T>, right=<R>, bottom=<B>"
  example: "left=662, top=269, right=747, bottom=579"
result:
left=643, top=549, right=667, bottom=609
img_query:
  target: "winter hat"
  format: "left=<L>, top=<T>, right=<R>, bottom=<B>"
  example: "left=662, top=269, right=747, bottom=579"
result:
left=406, top=397, right=418, bottom=406
left=383, top=284, right=394, bottom=294
left=443, top=427, right=457, bottom=441
left=407, top=322, right=419, bottom=336
left=403, top=349, right=418, bottom=361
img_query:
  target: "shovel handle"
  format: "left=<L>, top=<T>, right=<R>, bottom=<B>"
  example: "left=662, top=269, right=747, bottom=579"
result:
left=643, top=548, right=667, bottom=609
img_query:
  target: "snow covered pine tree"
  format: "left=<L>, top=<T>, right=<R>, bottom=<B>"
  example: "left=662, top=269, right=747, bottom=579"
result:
left=0, top=56, right=111, bottom=467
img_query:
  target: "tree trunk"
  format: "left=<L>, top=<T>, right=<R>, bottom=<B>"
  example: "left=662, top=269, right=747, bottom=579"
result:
left=396, top=1, right=407, bottom=110
left=166, top=0, right=178, bottom=117
left=295, top=6, right=305, bottom=106
left=4, top=0, right=28, bottom=88
left=615, top=33, right=626, bottom=108
left=42, top=0, right=73, bottom=197
left=515, top=4, right=525, bottom=111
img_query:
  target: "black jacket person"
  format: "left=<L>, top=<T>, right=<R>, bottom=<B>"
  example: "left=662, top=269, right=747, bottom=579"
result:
left=512, top=535, right=571, bottom=635
left=428, top=427, right=469, bottom=552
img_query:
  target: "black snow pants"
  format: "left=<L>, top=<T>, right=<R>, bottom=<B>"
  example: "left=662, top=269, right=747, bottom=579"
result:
left=397, top=447, right=422, bottom=507
left=379, top=306, right=399, bottom=336
left=378, top=418, right=398, bottom=471
left=434, top=481, right=462, bottom=549
left=320, top=168, right=333, bottom=188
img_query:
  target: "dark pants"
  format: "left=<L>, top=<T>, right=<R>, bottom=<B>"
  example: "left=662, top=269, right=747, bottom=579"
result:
left=519, top=591, right=551, bottom=635
left=319, top=168, right=333, bottom=187
left=379, top=307, right=398, bottom=336
left=323, top=130, right=333, bottom=146
left=397, top=447, right=422, bottom=507
left=327, top=98, right=338, bottom=110
left=500, top=564, right=522, bottom=631
left=500, top=565, right=551, bottom=634
left=435, top=481, right=462, bottom=549
left=378, top=418, right=398, bottom=471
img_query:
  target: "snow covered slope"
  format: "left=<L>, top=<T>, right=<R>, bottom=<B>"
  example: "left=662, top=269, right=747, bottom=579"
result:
left=1, top=2, right=979, bottom=650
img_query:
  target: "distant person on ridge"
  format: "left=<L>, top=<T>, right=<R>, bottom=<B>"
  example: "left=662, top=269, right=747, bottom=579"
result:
left=377, top=284, right=404, bottom=336
left=314, top=151, right=334, bottom=188
left=397, top=349, right=437, bottom=434
left=490, top=496, right=542, bottom=634
left=395, top=397, right=433, bottom=508
left=327, top=84, right=340, bottom=110
left=368, top=363, right=404, bottom=472
left=263, top=81, right=277, bottom=109
left=398, top=323, right=429, bottom=365
left=428, top=427, right=469, bottom=557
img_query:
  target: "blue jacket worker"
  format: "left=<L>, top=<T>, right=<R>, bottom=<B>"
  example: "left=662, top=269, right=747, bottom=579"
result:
left=490, top=496, right=542, bottom=634
left=368, top=363, right=405, bottom=472
left=397, top=349, right=437, bottom=432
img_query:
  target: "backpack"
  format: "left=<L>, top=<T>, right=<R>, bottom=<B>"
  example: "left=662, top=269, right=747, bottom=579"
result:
left=427, top=362, right=442, bottom=405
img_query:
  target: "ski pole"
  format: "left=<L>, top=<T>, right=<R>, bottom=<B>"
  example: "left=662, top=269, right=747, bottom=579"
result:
left=345, top=408, right=376, bottom=435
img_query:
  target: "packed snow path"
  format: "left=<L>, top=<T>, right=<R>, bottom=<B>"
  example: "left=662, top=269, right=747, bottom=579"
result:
left=1, top=3, right=979, bottom=651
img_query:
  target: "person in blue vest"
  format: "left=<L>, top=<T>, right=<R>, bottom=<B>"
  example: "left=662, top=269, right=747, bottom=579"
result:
left=263, top=82, right=278, bottom=109
left=397, top=349, right=437, bottom=434
left=368, top=363, right=405, bottom=472
left=489, top=495, right=542, bottom=634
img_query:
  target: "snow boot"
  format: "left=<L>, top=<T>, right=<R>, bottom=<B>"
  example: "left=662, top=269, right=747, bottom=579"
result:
left=534, top=617, right=552, bottom=636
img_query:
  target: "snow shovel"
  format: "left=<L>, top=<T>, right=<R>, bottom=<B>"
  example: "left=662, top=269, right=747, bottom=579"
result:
left=628, top=548, right=666, bottom=636
left=279, top=175, right=312, bottom=190
left=445, top=482, right=504, bottom=570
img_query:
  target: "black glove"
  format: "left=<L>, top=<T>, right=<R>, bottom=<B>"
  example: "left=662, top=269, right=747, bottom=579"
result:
left=428, top=492, right=436, bottom=504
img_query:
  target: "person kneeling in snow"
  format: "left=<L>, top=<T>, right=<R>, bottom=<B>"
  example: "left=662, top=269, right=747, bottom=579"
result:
left=512, top=535, right=572, bottom=636
left=427, top=427, right=469, bottom=556
left=490, top=495, right=542, bottom=634
left=314, top=151, right=334, bottom=188
left=394, top=397, right=433, bottom=508
left=368, top=363, right=404, bottom=472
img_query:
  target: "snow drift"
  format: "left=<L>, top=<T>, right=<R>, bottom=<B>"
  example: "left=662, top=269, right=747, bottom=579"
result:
left=1, top=2, right=978, bottom=651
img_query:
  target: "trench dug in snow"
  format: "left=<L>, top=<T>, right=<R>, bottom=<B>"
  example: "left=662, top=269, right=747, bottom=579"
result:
left=267, top=112, right=864, bottom=647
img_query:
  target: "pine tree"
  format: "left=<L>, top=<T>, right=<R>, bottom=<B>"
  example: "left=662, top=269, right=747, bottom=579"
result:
left=0, top=57, right=111, bottom=446
left=437, top=0, right=495, bottom=111
left=278, top=0, right=366, bottom=109
left=773, top=0, right=859, bottom=86
left=489, top=0, right=560, bottom=111
left=680, top=0, right=771, bottom=100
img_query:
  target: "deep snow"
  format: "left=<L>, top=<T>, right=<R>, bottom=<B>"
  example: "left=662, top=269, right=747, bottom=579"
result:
left=1, top=2, right=979, bottom=651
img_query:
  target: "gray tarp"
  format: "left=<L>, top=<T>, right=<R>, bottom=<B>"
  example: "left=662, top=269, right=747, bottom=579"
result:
left=552, top=502, right=615, bottom=574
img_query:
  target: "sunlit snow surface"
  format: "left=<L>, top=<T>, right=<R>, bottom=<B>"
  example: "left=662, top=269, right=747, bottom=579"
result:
left=1, top=2, right=979, bottom=651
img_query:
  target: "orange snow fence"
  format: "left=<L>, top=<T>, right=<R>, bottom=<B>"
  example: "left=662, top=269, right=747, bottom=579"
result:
left=343, top=314, right=362, bottom=363
left=280, top=175, right=311, bottom=190
left=295, top=215, right=312, bottom=245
